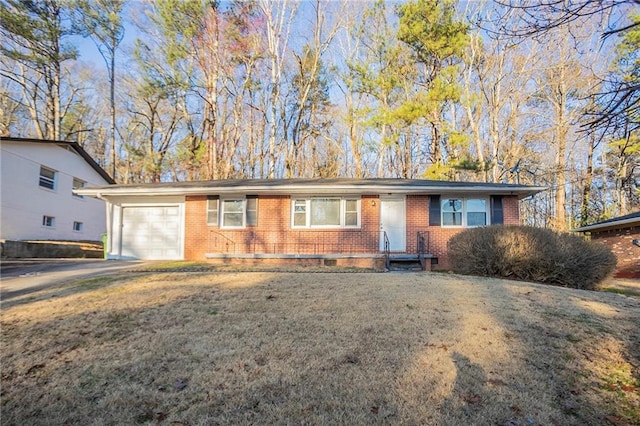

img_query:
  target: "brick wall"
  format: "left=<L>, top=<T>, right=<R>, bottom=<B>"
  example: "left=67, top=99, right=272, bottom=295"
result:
left=420, top=195, right=520, bottom=269
left=503, top=196, right=520, bottom=225
left=591, top=225, right=640, bottom=278
left=185, top=193, right=521, bottom=270
left=185, top=195, right=380, bottom=260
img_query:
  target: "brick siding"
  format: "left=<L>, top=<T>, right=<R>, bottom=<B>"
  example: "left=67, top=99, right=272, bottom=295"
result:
left=590, top=225, right=640, bottom=278
left=185, top=195, right=380, bottom=261
left=184, top=194, right=521, bottom=270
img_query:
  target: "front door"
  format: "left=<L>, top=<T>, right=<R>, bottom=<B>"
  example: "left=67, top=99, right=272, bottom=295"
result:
left=380, top=196, right=406, bottom=252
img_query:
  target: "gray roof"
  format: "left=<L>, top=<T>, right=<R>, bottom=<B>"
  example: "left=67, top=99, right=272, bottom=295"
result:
left=1, top=136, right=115, bottom=184
left=572, top=211, right=640, bottom=232
left=76, top=178, right=545, bottom=199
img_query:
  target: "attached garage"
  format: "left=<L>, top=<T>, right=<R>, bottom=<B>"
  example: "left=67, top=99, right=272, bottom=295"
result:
left=89, top=195, right=186, bottom=260
left=121, top=206, right=182, bottom=260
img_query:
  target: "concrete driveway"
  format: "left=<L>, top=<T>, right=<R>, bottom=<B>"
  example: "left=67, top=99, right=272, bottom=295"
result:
left=0, top=259, right=147, bottom=300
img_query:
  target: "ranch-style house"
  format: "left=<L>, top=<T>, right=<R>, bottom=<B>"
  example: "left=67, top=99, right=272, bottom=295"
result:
left=76, top=178, right=544, bottom=270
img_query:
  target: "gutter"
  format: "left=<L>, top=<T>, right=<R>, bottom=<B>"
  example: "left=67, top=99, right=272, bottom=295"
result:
left=76, top=184, right=547, bottom=200
left=572, top=217, right=640, bottom=233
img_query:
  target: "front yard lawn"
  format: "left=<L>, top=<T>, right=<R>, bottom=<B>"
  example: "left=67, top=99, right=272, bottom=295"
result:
left=1, top=272, right=638, bottom=425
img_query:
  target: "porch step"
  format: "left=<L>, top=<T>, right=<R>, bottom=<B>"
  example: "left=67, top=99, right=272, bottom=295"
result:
left=387, top=254, right=432, bottom=272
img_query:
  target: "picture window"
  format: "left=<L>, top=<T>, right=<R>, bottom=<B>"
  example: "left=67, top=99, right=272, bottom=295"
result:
left=292, top=198, right=360, bottom=228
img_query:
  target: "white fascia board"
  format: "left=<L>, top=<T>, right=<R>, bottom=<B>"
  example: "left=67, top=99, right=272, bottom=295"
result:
left=76, top=184, right=547, bottom=199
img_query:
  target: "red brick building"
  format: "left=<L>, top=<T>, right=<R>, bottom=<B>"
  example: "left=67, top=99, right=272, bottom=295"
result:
left=573, top=212, right=640, bottom=279
left=77, top=179, right=543, bottom=270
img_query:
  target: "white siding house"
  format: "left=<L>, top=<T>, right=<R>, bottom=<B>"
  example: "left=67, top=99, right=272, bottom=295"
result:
left=0, top=137, right=114, bottom=241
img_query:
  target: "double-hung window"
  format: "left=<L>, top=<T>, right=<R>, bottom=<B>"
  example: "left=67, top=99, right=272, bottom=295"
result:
left=206, top=196, right=219, bottom=226
left=442, top=199, right=463, bottom=226
left=441, top=197, right=488, bottom=227
left=466, top=199, right=488, bottom=227
left=292, top=197, right=360, bottom=228
left=206, top=196, right=258, bottom=228
left=39, top=166, right=56, bottom=190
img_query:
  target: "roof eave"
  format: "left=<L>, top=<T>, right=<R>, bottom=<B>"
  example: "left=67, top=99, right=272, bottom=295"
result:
left=572, top=217, right=640, bottom=232
left=76, top=184, right=546, bottom=199
left=1, top=136, right=115, bottom=184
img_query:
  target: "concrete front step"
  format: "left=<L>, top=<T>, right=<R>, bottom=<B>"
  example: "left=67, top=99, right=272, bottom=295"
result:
left=387, top=254, right=432, bottom=272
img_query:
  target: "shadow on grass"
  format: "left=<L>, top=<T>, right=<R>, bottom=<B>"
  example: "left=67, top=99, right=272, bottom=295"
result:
left=481, top=277, right=640, bottom=425
left=0, top=274, right=140, bottom=310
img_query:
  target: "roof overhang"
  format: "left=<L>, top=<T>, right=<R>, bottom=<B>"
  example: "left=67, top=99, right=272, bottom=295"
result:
left=76, top=179, right=546, bottom=200
left=572, top=217, right=640, bottom=233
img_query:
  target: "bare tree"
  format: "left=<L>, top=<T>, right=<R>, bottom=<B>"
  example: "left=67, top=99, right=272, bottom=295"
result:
left=258, top=0, right=298, bottom=178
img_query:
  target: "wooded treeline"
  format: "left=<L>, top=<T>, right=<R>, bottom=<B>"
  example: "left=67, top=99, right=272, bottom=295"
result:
left=1, top=0, right=639, bottom=230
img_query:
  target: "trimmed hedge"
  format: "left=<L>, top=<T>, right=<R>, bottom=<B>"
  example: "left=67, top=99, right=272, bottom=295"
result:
left=447, top=225, right=616, bottom=290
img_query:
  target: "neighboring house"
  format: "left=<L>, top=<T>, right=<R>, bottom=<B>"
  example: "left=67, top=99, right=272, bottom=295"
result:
left=0, top=137, right=115, bottom=242
left=573, top=212, right=640, bottom=278
left=76, top=179, right=543, bottom=269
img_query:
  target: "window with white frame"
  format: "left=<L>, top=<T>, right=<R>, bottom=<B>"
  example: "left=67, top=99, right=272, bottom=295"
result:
left=246, top=196, right=258, bottom=226
left=207, top=196, right=258, bottom=228
left=73, top=221, right=83, bottom=231
left=222, top=199, right=245, bottom=227
left=466, top=199, right=488, bottom=227
left=206, top=197, right=219, bottom=226
left=292, top=197, right=360, bottom=228
left=72, top=177, right=85, bottom=198
left=441, top=198, right=488, bottom=227
left=39, top=166, right=57, bottom=190
left=42, top=215, right=55, bottom=227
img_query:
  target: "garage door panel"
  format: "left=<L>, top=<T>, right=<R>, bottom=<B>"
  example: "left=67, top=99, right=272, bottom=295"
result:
left=121, top=206, right=182, bottom=260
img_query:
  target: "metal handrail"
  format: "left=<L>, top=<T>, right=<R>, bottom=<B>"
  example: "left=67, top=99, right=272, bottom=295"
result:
left=417, top=231, right=429, bottom=270
left=417, top=231, right=427, bottom=255
left=383, top=231, right=390, bottom=270
left=209, top=230, right=236, bottom=253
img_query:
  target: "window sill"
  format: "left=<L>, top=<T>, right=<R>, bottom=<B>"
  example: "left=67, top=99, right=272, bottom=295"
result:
left=291, top=227, right=362, bottom=230
left=440, top=225, right=488, bottom=229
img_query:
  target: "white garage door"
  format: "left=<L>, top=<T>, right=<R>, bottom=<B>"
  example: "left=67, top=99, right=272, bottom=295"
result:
left=121, top=206, right=182, bottom=260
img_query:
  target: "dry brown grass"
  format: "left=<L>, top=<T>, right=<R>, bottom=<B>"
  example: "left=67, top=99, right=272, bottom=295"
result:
left=1, top=271, right=639, bottom=425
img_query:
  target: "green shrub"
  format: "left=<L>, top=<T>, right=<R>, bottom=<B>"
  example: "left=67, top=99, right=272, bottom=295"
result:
left=447, top=225, right=616, bottom=290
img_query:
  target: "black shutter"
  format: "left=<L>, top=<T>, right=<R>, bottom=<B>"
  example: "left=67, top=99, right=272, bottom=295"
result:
left=429, top=195, right=441, bottom=226
left=491, top=195, right=504, bottom=225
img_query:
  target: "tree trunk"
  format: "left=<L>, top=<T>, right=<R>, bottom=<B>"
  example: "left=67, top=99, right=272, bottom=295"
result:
left=580, top=133, right=595, bottom=226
